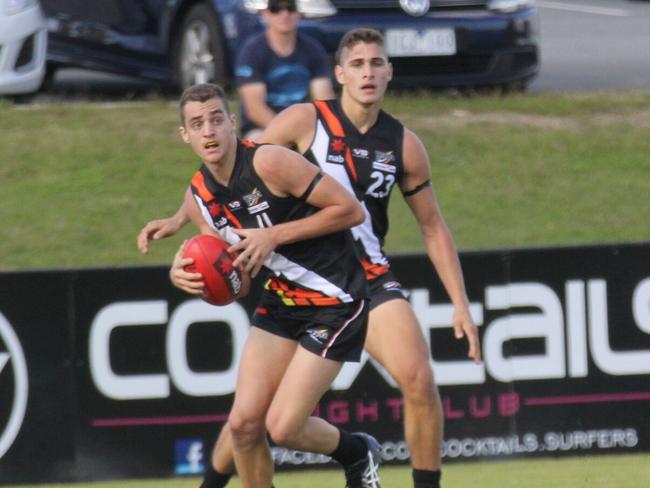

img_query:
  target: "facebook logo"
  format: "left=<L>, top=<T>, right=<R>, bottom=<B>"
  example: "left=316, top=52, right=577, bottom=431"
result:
left=175, top=439, right=204, bottom=475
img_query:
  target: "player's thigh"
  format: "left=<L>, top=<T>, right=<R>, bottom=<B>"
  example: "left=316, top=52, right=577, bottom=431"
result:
left=267, top=346, right=342, bottom=429
left=231, top=327, right=298, bottom=420
left=365, top=298, right=433, bottom=384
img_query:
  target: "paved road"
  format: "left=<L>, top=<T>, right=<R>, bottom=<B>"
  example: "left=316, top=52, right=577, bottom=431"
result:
left=531, top=0, right=650, bottom=91
left=44, top=0, right=650, bottom=97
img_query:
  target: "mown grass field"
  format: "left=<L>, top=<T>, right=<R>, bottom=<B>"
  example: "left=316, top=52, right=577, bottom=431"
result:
left=9, top=453, right=650, bottom=488
left=1, top=90, right=649, bottom=270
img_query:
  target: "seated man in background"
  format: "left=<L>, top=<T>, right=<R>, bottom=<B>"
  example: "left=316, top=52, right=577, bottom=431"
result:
left=235, top=0, right=334, bottom=140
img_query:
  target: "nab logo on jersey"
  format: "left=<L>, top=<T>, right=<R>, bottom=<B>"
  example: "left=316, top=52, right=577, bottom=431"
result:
left=0, top=311, right=29, bottom=460
left=327, top=154, right=344, bottom=164
left=327, top=138, right=346, bottom=164
left=330, top=138, right=345, bottom=153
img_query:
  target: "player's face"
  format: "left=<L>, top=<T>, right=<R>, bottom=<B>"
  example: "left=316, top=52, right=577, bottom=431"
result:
left=179, top=97, right=237, bottom=165
left=335, top=42, right=392, bottom=106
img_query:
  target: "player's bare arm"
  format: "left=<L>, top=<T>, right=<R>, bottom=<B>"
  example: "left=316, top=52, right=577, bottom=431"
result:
left=259, top=103, right=317, bottom=152
left=137, top=186, right=192, bottom=254
left=229, top=144, right=364, bottom=276
left=401, top=128, right=481, bottom=363
left=238, top=82, right=276, bottom=129
left=309, top=77, right=335, bottom=101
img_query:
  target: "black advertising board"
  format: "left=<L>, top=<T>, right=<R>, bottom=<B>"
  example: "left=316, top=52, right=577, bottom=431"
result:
left=1, top=243, right=649, bottom=484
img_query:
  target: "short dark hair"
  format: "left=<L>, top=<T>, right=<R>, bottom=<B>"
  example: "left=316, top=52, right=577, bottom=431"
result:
left=179, top=83, right=230, bottom=125
left=335, top=28, right=385, bottom=66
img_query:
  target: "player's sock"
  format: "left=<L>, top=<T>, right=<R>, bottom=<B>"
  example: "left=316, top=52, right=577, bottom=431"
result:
left=200, top=464, right=232, bottom=488
left=412, top=468, right=441, bottom=488
left=329, top=428, right=368, bottom=466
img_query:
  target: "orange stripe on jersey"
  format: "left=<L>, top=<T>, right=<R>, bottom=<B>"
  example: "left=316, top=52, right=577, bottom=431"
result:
left=266, top=277, right=342, bottom=306
left=344, top=146, right=358, bottom=182
left=361, top=257, right=389, bottom=280
left=191, top=171, right=214, bottom=204
left=222, top=205, right=242, bottom=229
left=315, top=101, right=358, bottom=182
left=314, top=100, right=344, bottom=137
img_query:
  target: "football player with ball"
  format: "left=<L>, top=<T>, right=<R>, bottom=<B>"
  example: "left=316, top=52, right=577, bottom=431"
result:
left=165, top=83, right=382, bottom=488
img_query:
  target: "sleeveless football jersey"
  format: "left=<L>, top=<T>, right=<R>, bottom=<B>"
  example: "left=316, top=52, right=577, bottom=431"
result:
left=305, top=100, right=405, bottom=280
left=190, top=139, right=367, bottom=306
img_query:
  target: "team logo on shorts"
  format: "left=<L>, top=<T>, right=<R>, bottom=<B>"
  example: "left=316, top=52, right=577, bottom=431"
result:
left=307, top=327, right=330, bottom=345
left=382, top=281, right=403, bottom=292
left=0, top=311, right=29, bottom=460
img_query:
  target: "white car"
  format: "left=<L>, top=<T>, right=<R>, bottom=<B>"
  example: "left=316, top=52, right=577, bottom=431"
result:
left=0, top=0, right=47, bottom=95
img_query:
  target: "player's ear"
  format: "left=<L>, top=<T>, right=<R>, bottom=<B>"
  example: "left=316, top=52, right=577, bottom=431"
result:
left=179, top=126, right=190, bottom=143
left=387, top=61, right=393, bottom=82
left=230, top=113, right=237, bottom=133
left=334, top=64, right=344, bottom=85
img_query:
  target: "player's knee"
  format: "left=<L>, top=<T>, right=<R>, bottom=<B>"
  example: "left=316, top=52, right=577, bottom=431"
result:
left=398, top=360, right=437, bottom=403
left=229, top=411, right=265, bottom=446
left=265, top=417, right=300, bottom=448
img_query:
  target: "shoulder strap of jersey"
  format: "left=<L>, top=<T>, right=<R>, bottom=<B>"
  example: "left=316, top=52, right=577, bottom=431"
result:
left=191, top=168, right=215, bottom=203
left=313, top=100, right=358, bottom=183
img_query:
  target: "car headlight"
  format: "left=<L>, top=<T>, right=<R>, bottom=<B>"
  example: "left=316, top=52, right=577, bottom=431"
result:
left=3, top=0, right=37, bottom=15
left=242, top=0, right=337, bottom=18
left=488, top=0, right=535, bottom=13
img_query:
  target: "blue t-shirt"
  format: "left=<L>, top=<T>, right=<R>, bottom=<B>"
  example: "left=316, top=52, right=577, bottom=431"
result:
left=234, top=32, right=331, bottom=132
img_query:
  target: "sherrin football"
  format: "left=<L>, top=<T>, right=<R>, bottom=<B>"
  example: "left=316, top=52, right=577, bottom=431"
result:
left=182, top=234, right=246, bottom=305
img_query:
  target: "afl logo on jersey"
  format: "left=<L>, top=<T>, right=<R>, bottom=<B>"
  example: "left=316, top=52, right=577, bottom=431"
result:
left=227, top=200, right=242, bottom=211
left=243, top=188, right=263, bottom=207
left=374, top=150, right=395, bottom=164
left=243, top=188, right=270, bottom=214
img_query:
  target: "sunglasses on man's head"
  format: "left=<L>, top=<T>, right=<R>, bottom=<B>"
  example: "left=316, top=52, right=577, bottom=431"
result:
left=268, top=4, right=297, bottom=13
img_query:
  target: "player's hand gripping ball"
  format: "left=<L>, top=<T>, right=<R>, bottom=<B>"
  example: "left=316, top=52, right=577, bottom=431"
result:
left=182, top=234, right=248, bottom=305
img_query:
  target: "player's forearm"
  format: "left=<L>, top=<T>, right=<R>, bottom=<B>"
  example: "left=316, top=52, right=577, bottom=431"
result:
left=422, top=222, right=470, bottom=309
left=171, top=188, right=192, bottom=227
left=268, top=203, right=363, bottom=247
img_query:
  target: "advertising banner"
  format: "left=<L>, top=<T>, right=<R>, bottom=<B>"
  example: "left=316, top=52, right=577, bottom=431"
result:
left=1, top=243, right=649, bottom=483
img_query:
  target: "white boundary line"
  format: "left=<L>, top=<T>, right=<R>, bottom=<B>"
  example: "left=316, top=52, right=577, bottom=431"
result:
left=536, top=1, right=630, bottom=17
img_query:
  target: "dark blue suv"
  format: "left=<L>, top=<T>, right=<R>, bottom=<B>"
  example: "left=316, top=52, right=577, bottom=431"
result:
left=41, top=0, right=539, bottom=91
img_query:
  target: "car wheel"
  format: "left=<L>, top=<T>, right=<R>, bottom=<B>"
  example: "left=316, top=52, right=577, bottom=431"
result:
left=172, top=2, right=228, bottom=90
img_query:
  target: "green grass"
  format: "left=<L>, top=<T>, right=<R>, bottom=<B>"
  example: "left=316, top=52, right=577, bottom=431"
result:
left=10, top=453, right=650, bottom=487
left=1, top=91, right=649, bottom=271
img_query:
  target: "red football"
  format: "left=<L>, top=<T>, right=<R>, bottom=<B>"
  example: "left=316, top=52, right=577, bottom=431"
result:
left=182, top=234, right=244, bottom=305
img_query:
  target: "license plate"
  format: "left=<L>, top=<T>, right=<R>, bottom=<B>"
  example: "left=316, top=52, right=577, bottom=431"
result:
left=385, top=28, right=457, bottom=57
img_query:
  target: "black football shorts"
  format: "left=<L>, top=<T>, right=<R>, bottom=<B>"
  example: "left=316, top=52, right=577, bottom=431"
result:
left=252, top=293, right=368, bottom=362
left=368, top=269, right=407, bottom=310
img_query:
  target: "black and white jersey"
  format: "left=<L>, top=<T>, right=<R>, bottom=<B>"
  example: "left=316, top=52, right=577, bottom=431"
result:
left=190, top=139, right=367, bottom=306
left=305, top=100, right=405, bottom=279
